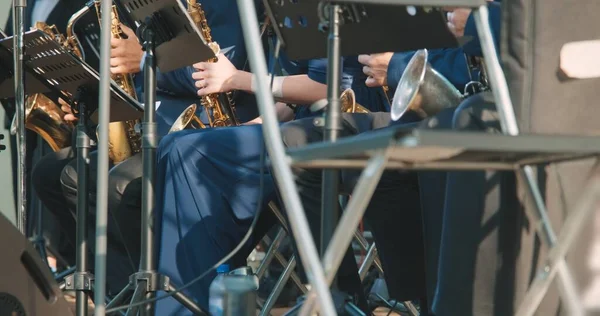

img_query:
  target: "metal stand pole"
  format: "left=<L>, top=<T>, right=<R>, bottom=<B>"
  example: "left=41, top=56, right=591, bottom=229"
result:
left=12, top=0, right=27, bottom=235
left=315, top=5, right=363, bottom=315
left=59, top=89, right=95, bottom=316
left=105, top=22, right=207, bottom=316
left=322, top=3, right=342, bottom=258
left=137, top=24, right=158, bottom=315
left=236, top=0, right=336, bottom=314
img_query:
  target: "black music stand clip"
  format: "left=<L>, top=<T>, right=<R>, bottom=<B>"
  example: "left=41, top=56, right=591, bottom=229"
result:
left=103, top=0, right=214, bottom=314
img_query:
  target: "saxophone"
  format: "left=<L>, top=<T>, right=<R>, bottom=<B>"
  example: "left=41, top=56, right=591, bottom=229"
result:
left=182, top=0, right=240, bottom=128
left=10, top=19, right=87, bottom=151
left=95, top=2, right=142, bottom=164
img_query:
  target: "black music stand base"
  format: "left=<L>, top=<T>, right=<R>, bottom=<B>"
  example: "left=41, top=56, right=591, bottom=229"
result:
left=284, top=289, right=366, bottom=316
left=105, top=24, right=208, bottom=316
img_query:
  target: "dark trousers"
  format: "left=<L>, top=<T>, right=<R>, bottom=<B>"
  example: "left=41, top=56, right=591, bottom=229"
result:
left=31, top=147, right=141, bottom=294
left=280, top=111, right=433, bottom=305
left=31, top=146, right=77, bottom=262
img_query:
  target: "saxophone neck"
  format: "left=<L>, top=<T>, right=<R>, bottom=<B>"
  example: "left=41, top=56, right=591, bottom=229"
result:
left=65, top=0, right=95, bottom=59
left=187, top=0, right=213, bottom=44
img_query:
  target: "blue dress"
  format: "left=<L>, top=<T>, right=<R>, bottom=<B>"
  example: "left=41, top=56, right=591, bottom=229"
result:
left=154, top=53, right=389, bottom=314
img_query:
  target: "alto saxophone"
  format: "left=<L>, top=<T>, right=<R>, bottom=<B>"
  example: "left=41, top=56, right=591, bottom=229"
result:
left=94, top=2, right=142, bottom=164
left=183, top=0, right=240, bottom=128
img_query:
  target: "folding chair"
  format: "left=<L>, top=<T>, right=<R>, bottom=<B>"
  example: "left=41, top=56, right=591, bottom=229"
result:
left=256, top=202, right=389, bottom=315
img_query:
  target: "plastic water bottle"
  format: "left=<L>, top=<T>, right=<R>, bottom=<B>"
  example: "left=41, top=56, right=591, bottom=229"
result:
left=209, top=264, right=230, bottom=316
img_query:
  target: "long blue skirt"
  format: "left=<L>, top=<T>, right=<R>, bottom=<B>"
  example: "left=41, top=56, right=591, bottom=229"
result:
left=154, top=124, right=277, bottom=314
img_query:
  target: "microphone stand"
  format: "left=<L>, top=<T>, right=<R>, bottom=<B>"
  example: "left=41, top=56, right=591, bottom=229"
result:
left=12, top=0, right=27, bottom=235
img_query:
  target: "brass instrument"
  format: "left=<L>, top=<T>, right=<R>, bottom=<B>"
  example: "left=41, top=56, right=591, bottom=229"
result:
left=9, top=20, right=87, bottom=151
left=168, top=104, right=207, bottom=133
left=340, top=89, right=371, bottom=113
left=183, top=0, right=240, bottom=128
left=390, top=49, right=466, bottom=121
left=94, top=3, right=142, bottom=164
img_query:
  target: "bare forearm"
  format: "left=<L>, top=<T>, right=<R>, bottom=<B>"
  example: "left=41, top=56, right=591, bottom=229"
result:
left=230, top=71, right=327, bottom=105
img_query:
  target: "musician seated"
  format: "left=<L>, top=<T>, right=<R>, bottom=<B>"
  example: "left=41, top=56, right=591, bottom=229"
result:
left=151, top=43, right=399, bottom=312
left=3, top=0, right=104, bottom=272
left=279, top=2, right=500, bottom=314
left=30, top=20, right=204, bottom=295
left=149, top=4, right=500, bottom=313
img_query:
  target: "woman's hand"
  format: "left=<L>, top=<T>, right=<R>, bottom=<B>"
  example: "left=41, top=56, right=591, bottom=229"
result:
left=192, top=54, right=239, bottom=96
left=110, top=24, right=144, bottom=74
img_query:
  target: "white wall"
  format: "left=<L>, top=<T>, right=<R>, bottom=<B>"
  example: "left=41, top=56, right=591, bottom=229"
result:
left=0, top=0, right=16, bottom=224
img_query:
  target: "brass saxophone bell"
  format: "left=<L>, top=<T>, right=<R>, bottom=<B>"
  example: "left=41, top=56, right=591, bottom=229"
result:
left=340, top=88, right=371, bottom=113
left=390, top=49, right=464, bottom=121
left=310, top=88, right=372, bottom=114
left=169, top=104, right=207, bottom=133
left=11, top=94, right=75, bottom=152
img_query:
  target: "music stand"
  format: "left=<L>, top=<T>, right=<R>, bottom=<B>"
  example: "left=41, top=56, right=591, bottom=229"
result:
left=99, top=0, right=214, bottom=314
left=0, top=29, right=143, bottom=316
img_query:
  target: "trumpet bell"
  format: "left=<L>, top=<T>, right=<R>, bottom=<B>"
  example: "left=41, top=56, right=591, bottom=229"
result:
left=391, top=49, right=463, bottom=121
left=169, top=103, right=206, bottom=133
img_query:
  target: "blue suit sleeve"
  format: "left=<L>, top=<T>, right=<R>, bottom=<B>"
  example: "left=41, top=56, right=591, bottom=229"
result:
left=463, top=2, right=502, bottom=57
left=388, top=49, right=472, bottom=92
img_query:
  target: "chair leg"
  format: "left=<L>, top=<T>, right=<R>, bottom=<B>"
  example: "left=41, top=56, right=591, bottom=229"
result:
left=259, top=256, right=298, bottom=316
left=354, top=231, right=384, bottom=276
left=256, top=228, right=287, bottom=280
left=515, top=175, right=600, bottom=316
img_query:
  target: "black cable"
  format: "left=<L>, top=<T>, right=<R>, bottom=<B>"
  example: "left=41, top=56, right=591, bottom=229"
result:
left=105, top=38, right=283, bottom=315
